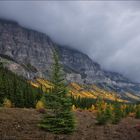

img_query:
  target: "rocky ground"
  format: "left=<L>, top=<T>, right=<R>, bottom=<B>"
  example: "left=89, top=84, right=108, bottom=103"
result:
left=0, top=108, right=140, bottom=140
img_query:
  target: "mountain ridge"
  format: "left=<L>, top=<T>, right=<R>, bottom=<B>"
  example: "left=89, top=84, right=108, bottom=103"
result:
left=0, top=18, right=140, bottom=101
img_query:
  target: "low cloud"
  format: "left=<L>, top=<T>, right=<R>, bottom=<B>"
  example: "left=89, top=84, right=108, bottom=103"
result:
left=0, top=1, right=140, bottom=82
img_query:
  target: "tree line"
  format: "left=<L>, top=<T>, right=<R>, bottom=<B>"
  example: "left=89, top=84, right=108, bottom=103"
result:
left=0, top=62, right=42, bottom=107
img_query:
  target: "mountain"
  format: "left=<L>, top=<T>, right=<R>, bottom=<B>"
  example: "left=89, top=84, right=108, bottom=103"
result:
left=0, top=18, right=140, bottom=101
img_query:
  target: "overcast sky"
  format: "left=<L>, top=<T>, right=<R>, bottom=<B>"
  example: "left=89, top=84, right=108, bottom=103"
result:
left=0, top=1, right=140, bottom=82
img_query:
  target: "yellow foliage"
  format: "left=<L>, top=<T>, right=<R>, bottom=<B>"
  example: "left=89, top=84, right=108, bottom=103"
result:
left=30, top=78, right=129, bottom=103
left=72, top=105, right=76, bottom=111
left=70, top=83, right=82, bottom=91
left=91, top=105, right=95, bottom=110
left=3, top=98, right=12, bottom=108
left=30, top=81, right=39, bottom=88
left=129, top=112, right=135, bottom=117
left=89, top=105, right=95, bottom=112
left=36, top=100, right=45, bottom=110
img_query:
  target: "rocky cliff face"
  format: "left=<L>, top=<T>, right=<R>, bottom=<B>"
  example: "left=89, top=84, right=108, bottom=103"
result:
left=58, top=46, right=138, bottom=90
left=58, top=46, right=104, bottom=84
left=0, top=19, right=140, bottom=98
left=0, top=19, right=54, bottom=79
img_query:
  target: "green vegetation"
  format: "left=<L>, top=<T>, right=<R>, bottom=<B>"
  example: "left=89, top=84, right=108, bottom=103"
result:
left=0, top=62, right=42, bottom=108
left=71, top=96, right=118, bottom=110
left=111, top=103, right=123, bottom=124
left=71, top=94, right=140, bottom=125
left=71, top=96, right=96, bottom=109
left=95, top=101, right=139, bottom=125
left=135, top=105, right=140, bottom=119
left=97, top=104, right=113, bottom=125
left=39, top=50, right=75, bottom=134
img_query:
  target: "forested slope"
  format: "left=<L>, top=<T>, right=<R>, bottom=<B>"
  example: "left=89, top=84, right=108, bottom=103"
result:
left=0, top=63, right=41, bottom=107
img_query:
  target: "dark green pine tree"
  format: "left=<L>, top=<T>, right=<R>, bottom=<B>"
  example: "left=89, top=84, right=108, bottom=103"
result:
left=112, top=103, right=122, bottom=124
left=39, top=49, right=75, bottom=134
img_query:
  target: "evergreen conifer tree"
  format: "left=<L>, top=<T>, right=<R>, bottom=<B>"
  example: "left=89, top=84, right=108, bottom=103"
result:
left=96, top=104, right=113, bottom=125
left=39, top=49, right=75, bottom=134
left=112, top=103, right=122, bottom=124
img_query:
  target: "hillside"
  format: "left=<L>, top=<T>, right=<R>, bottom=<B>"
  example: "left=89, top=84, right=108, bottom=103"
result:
left=30, top=78, right=129, bottom=102
left=0, top=63, right=41, bottom=107
left=0, top=18, right=140, bottom=101
left=0, top=108, right=140, bottom=140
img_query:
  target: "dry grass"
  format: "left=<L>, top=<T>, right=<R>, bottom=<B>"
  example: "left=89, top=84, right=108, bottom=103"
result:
left=0, top=108, right=140, bottom=140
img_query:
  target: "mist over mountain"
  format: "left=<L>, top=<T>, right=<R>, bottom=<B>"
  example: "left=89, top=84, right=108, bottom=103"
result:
left=0, top=1, right=140, bottom=82
left=0, top=18, right=140, bottom=103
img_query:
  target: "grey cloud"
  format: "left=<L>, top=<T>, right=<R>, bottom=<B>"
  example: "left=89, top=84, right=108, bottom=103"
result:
left=0, top=1, right=140, bottom=82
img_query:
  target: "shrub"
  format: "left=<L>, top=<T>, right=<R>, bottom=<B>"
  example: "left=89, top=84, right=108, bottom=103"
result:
left=3, top=98, right=12, bottom=108
left=96, top=110, right=107, bottom=125
left=36, top=100, right=45, bottom=110
left=89, top=104, right=95, bottom=112
left=72, top=105, right=76, bottom=111
left=36, top=100, right=46, bottom=113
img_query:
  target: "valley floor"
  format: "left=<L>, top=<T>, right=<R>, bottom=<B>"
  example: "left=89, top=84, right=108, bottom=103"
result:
left=0, top=108, right=140, bottom=140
